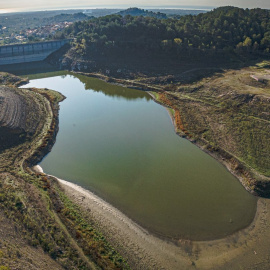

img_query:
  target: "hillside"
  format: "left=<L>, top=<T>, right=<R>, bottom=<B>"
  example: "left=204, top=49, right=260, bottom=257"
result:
left=42, top=12, right=92, bottom=24
left=60, top=6, right=270, bottom=62
left=117, top=7, right=167, bottom=19
left=0, top=73, right=129, bottom=270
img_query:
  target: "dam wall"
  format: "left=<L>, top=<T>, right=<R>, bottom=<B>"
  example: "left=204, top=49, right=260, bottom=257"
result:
left=0, top=40, right=70, bottom=65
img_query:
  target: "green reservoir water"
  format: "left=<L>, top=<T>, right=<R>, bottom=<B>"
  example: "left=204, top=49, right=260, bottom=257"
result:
left=23, top=72, right=257, bottom=240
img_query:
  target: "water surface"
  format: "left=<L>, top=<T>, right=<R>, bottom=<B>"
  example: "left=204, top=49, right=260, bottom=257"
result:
left=24, top=73, right=257, bottom=240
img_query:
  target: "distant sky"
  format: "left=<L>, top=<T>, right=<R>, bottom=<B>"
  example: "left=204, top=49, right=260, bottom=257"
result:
left=0, top=0, right=269, bottom=13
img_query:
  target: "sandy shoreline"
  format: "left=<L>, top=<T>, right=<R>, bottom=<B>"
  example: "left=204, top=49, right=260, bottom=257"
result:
left=33, top=165, right=270, bottom=270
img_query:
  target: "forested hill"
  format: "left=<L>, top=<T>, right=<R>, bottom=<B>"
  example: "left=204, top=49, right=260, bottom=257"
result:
left=117, top=7, right=167, bottom=19
left=42, top=12, right=91, bottom=24
left=61, top=6, right=270, bottom=59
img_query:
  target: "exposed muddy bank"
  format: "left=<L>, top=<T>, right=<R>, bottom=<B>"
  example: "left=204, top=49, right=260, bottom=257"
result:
left=23, top=89, right=65, bottom=168
left=0, top=75, right=62, bottom=163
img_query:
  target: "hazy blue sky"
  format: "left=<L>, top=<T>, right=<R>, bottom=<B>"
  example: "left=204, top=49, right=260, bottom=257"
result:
left=0, top=0, right=269, bottom=13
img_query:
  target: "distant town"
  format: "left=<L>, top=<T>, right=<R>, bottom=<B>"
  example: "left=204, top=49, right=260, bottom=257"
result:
left=0, top=22, right=72, bottom=44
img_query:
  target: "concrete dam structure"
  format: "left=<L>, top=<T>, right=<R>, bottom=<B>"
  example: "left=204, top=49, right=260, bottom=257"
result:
left=0, top=40, right=70, bottom=65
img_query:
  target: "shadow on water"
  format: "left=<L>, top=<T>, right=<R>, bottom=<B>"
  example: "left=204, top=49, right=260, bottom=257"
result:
left=75, top=73, right=151, bottom=101
left=0, top=61, right=61, bottom=76
left=2, top=61, right=151, bottom=101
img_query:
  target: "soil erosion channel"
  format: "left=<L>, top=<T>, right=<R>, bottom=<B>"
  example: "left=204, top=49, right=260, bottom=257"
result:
left=22, top=72, right=257, bottom=241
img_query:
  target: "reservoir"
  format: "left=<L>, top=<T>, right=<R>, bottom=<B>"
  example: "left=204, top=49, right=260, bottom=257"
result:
left=23, top=72, right=257, bottom=241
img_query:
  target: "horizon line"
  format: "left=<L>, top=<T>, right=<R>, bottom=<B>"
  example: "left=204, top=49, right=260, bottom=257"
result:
left=0, top=5, right=222, bottom=14
left=1, top=4, right=269, bottom=15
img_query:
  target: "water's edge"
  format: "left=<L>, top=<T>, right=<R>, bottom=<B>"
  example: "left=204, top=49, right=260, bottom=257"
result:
left=25, top=72, right=257, bottom=241
left=33, top=165, right=261, bottom=244
left=76, top=71, right=266, bottom=197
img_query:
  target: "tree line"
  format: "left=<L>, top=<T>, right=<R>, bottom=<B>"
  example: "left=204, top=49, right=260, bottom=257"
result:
left=57, top=6, right=270, bottom=58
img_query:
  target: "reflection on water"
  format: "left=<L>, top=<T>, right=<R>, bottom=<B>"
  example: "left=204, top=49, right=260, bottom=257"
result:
left=76, top=74, right=151, bottom=101
left=22, top=72, right=257, bottom=241
left=0, top=61, right=61, bottom=76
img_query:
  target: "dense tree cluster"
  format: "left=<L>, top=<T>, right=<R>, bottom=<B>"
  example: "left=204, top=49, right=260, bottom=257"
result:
left=63, top=6, right=270, bottom=58
left=117, top=7, right=167, bottom=19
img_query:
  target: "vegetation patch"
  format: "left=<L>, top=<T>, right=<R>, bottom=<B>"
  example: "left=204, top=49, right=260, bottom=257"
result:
left=51, top=184, right=130, bottom=269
